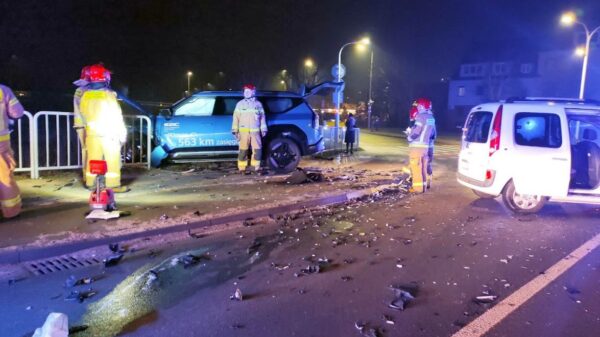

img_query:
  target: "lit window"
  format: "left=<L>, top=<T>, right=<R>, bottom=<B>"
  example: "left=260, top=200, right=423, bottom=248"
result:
left=458, top=86, right=466, bottom=97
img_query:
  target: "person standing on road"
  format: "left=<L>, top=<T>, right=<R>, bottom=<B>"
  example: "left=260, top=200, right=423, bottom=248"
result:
left=73, top=66, right=91, bottom=179
left=407, top=98, right=436, bottom=193
left=344, top=113, right=356, bottom=154
left=0, top=84, right=25, bottom=219
left=407, top=102, right=436, bottom=189
left=79, top=64, right=129, bottom=192
left=231, top=84, right=267, bottom=173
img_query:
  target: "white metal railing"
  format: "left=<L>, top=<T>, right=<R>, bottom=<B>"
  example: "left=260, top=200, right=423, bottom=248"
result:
left=28, top=111, right=151, bottom=179
left=12, top=111, right=35, bottom=176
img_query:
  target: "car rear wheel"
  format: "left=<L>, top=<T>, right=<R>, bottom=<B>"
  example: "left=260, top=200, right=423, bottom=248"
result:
left=472, top=189, right=496, bottom=199
left=501, top=180, right=546, bottom=214
left=267, top=137, right=301, bottom=173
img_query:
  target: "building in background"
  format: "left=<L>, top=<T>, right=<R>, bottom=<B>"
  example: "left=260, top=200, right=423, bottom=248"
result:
left=447, top=48, right=600, bottom=128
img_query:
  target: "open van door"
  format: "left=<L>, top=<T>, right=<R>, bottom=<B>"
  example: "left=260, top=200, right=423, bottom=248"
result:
left=300, top=81, right=344, bottom=98
left=509, top=106, right=571, bottom=198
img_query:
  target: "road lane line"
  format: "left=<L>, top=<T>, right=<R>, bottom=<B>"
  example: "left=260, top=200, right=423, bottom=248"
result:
left=452, top=231, right=600, bottom=337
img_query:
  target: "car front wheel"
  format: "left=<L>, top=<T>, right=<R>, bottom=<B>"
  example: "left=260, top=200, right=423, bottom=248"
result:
left=267, top=137, right=301, bottom=173
left=501, top=180, right=546, bottom=214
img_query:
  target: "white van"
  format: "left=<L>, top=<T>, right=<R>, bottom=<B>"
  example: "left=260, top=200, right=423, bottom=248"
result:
left=457, top=98, right=600, bottom=213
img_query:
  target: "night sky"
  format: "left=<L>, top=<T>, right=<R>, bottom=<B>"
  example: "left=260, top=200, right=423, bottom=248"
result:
left=1, top=0, right=598, bottom=109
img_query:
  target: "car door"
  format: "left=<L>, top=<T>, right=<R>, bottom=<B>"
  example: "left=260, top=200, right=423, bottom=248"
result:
left=459, top=108, right=494, bottom=182
left=509, top=106, right=571, bottom=197
left=212, top=96, right=243, bottom=152
left=159, top=95, right=217, bottom=151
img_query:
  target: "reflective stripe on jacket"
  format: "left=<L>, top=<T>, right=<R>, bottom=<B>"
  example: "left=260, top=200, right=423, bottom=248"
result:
left=80, top=89, right=126, bottom=139
left=408, top=111, right=436, bottom=148
left=231, top=98, right=267, bottom=133
left=0, top=84, right=25, bottom=138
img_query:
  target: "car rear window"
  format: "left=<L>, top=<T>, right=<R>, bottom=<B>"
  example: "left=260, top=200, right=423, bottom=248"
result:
left=464, top=111, right=493, bottom=143
left=514, top=113, right=562, bottom=148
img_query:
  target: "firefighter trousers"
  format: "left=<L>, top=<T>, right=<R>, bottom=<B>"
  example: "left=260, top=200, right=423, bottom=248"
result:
left=409, top=147, right=429, bottom=193
left=85, top=136, right=122, bottom=188
left=0, top=140, right=21, bottom=218
left=238, top=132, right=262, bottom=171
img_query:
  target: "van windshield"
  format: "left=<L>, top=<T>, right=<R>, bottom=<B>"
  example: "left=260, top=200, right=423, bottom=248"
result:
left=464, top=111, right=493, bottom=143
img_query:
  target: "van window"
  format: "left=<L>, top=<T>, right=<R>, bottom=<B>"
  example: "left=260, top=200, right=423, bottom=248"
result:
left=173, top=96, right=215, bottom=116
left=514, top=113, right=562, bottom=148
left=464, top=111, right=493, bottom=143
left=214, top=96, right=243, bottom=115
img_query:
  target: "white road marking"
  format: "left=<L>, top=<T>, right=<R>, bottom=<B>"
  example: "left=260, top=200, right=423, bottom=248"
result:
left=452, top=231, right=600, bottom=337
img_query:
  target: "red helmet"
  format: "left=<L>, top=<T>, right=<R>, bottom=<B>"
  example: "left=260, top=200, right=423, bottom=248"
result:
left=415, top=97, right=432, bottom=111
left=409, top=104, right=418, bottom=121
left=89, top=64, right=111, bottom=83
left=80, top=66, right=91, bottom=81
left=242, top=84, right=256, bottom=91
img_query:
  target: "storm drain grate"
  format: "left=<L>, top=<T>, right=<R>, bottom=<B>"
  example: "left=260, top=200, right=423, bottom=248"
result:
left=24, top=256, right=102, bottom=276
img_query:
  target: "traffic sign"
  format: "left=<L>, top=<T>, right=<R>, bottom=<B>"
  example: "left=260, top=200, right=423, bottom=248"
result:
left=331, top=64, right=346, bottom=79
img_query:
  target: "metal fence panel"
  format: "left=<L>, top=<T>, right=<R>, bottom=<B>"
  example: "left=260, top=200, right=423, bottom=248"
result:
left=12, top=111, right=35, bottom=177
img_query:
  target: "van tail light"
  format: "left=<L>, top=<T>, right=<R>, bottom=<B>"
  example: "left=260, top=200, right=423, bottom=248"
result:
left=489, top=105, right=503, bottom=156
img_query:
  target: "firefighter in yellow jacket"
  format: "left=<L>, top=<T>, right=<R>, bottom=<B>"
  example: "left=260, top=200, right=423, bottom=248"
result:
left=73, top=66, right=90, bottom=177
left=0, top=84, right=25, bottom=218
left=407, top=98, right=436, bottom=193
left=79, top=64, right=128, bottom=192
left=231, top=84, right=267, bottom=172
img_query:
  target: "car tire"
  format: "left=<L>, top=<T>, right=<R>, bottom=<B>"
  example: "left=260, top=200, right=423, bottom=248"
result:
left=266, top=137, right=301, bottom=173
left=501, top=180, right=546, bottom=214
left=472, top=189, right=496, bottom=199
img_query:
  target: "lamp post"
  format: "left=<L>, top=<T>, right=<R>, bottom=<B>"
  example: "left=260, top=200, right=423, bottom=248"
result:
left=335, top=37, right=370, bottom=129
left=560, top=11, right=600, bottom=99
left=367, top=50, right=374, bottom=130
left=186, top=71, right=193, bottom=93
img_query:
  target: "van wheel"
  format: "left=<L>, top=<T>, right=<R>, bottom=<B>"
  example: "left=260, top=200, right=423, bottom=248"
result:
left=501, top=180, right=546, bottom=214
left=472, top=189, right=496, bottom=199
left=267, top=137, right=301, bottom=173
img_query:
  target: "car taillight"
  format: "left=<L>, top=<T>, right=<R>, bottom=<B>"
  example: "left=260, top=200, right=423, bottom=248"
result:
left=489, top=105, right=503, bottom=156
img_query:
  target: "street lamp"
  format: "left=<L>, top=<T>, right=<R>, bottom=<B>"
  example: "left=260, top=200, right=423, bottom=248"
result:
left=336, top=37, right=370, bottom=131
left=560, top=11, right=600, bottom=99
left=304, top=58, right=314, bottom=68
left=186, top=71, right=193, bottom=93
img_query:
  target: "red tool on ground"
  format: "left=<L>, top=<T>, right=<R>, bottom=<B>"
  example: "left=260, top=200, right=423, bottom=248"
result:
left=88, top=160, right=116, bottom=211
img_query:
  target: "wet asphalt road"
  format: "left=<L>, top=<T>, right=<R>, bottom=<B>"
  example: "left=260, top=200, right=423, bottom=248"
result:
left=2, top=132, right=600, bottom=337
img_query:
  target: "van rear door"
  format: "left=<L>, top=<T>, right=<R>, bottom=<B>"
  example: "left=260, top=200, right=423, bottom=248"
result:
left=510, top=107, right=570, bottom=197
left=458, top=108, right=494, bottom=182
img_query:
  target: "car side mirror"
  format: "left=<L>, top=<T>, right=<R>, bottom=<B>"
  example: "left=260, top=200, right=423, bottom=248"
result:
left=160, top=108, right=173, bottom=120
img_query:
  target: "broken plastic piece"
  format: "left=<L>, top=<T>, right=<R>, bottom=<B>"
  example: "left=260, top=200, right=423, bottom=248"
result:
left=104, top=253, right=124, bottom=267
left=230, top=288, right=243, bottom=301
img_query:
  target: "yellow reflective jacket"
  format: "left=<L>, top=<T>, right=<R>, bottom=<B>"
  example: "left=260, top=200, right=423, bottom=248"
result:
left=231, top=98, right=267, bottom=133
left=0, top=84, right=24, bottom=140
left=80, top=88, right=127, bottom=140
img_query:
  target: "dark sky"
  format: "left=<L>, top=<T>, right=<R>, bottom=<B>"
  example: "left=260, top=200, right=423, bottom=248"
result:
left=1, top=0, right=598, bottom=105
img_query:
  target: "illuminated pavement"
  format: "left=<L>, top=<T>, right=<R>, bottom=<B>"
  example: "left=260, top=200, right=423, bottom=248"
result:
left=2, top=132, right=600, bottom=337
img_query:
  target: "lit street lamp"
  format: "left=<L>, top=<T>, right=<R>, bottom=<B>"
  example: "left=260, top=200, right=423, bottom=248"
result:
left=335, top=37, right=370, bottom=131
left=186, top=71, right=193, bottom=93
left=560, top=11, right=600, bottom=99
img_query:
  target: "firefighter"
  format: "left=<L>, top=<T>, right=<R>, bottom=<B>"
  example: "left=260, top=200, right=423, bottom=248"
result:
left=407, top=102, right=436, bottom=189
left=0, top=84, right=25, bottom=218
left=231, top=84, right=267, bottom=173
left=79, top=64, right=128, bottom=192
left=73, top=66, right=91, bottom=178
left=407, top=98, right=436, bottom=193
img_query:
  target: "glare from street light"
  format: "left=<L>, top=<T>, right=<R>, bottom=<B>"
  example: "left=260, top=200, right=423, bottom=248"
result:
left=360, top=37, right=371, bottom=45
left=187, top=71, right=193, bottom=76
left=560, top=12, right=576, bottom=26
left=304, top=58, right=314, bottom=68
left=355, top=43, right=367, bottom=52
left=575, top=46, right=586, bottom=57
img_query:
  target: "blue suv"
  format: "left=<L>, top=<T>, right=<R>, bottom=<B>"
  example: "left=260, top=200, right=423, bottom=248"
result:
left=151, top=82, right=339, bottom=173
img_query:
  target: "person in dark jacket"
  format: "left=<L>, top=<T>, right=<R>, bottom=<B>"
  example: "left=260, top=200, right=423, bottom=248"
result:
left=344, top=113, right=357, bottom=154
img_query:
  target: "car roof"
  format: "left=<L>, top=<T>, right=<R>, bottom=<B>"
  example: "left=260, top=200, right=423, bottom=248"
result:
left=193, top=90, right=301, bottom=98
left=472, top=98, right=600, bottom=113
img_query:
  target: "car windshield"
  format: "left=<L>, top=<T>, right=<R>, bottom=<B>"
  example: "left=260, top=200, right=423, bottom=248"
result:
left=173, top=96, right=216, bottom=116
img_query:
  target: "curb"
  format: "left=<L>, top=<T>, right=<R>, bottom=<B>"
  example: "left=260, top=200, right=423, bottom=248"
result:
left=0, top=183, right=399, bottom=265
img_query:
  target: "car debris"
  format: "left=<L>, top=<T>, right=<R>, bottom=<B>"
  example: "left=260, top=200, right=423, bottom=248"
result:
left=474, top=295, right=498, bottom=304
left=104, top=253, right=124, bottom=267
left=69, top=325, right=89, bottom=334
left=178, top=253, right=210, bottom=268
left=230, top=288, right=243, bottom=301
left=65, top=289, right=98, bottom=303
left=382, top=314, right=395, bottom=325
left=388, top=284, right=417, bottom=311
left=65, top=275, right=103, bottom=288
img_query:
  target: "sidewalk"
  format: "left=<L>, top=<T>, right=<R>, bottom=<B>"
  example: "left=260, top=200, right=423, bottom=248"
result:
left=2, top=156, right=405, bottom=259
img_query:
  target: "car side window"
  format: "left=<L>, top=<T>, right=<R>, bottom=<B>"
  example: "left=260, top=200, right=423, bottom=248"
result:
left=464, top=111, right=493, bottom=143
left=264, top=98, right=302, bottom=114
left=214, top=97, right=243, bottom=115
left=173, top=96, right=216, bottom=116
left=514, top=113, right=562, bottom=148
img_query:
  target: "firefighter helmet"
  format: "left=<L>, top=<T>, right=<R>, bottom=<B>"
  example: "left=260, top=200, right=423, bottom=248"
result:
left=242, top=84, right=256, bottom=91
left=89, top=64, right=111, bottom=83
left=73, top=66, right=91, bottom=86
left=414, top=97, right=432, bottom=111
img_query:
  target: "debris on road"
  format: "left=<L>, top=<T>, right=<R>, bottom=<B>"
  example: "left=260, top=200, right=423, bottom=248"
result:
left=388, top=284, right=417, bottom=311
left=230, top=288, right=243, bottom=301
left=104, top=253, right=124, bottom=267
left=32, top=312, right=68, bottom=337
left=383, top=314, right=395, bottom=325
left=179, top=253, right=210, bottom=268
left=65, top=275, right=102, bottom=288
left=474, top=295, right=498, bottom=304
left=65, top=289, right=98, bottom=303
